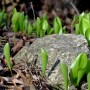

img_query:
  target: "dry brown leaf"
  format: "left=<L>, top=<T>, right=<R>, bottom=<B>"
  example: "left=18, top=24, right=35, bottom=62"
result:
left=18, top=70, right=36, bottom=90
left=11, top=39, right=25, bottom=54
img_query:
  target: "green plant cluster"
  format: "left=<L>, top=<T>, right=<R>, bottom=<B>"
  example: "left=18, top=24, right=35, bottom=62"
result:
left=72, top=12, right=90, bottom=46
left=0, top=9, right=66, bottom=37
left=12, top=9, right=32, bottom=36
left=0, top=10, right=8, bottom=28
left=34, top=15, right=66, bottom=37
left=70, top=53, right=89, bottom=86
left=61, top=52, right=90, bottom=90
left=12, top=9, right=66, bottom=37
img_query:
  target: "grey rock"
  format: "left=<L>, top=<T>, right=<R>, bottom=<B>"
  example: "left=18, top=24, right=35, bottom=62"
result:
left=13, top=34, right=89, bottom=90
left=81, top=83, right=88, bottom=90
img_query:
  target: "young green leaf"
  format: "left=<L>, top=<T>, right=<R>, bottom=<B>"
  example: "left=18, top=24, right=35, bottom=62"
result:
left=87, top=72, right=90, bottom=90
left=3, top=13, right=8, bottom=28
left=75, top=24, right=80, bottom=34
left=60, top=63, right=69, bottom=90
left=80, top=18, right=90, bottom=35
left=84, top=13, right=90, bottom=21
left=79, top=53, right=87, bottom=69
left=27, top=23, right=32, bottom=36
left=47, top=27, right=54, bottom=35
left=79, top=12, right=85, bottom=22
left=41, top=48, right=48, bottom=77
left=70, top=53, right=87, bottom=86
left=0, top=11, right=4, bottom=28
left=32, top=22, right=36, bottom=30
left=42, top=19, right=49, bottom=32
left=13, top=20, right=19, bottom=32
left=54, top=17, right=62, bottom=34
left=62, top=26, right=66, bottom=33
left=4, top=43, right=12, bottom=72
left=12, top=9, right=20, bottom=32
left=12, top=10, right=20, bottom=25
left=19, top=12, right=24, bottom=31
left=40, top=29, right=45, bottom=37
left=35, top=17, right=41, bottom=36
left=23, top=19, right=28, bottom=34
left=86, top=59, right=90, bottom=74
left=85, top=28, right=90, bottom=46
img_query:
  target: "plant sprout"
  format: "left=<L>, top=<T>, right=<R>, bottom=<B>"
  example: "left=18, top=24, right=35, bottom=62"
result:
left=4, top=43, right=12, bottom=75
left=60, top=63, right=69, bottom=90
left=41, top=48, right=48, bottom=77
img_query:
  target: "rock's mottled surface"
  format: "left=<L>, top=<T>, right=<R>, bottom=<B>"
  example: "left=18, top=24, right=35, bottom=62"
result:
left=13, top=34, right=89, bottom=90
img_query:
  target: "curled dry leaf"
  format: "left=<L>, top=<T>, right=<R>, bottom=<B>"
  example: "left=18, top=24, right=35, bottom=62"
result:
left=11, top=39, right=25, bottom=55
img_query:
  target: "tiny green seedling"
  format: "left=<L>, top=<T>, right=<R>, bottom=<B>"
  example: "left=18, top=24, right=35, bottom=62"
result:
left=86, top=59, right=90, bottom=90
left=53, top=16, right=62, bottom=34
left=87, top=72, right=90, bottom=90
left=80, top=18, right=90, bottom=35
left=73, top=12, right=90, bottom=46
left=41, top=19, right=49, bottom=36
left=12, top=8, right=20, bottom=32
left=12, top=8, right=32, bottom=36
left=4, top=43, right=12, bottom=75
left=53, top=16, right=66, bottom=34
left=35, top=17, right=41, bottom=36
left=60, top=52, right=90, bottom=89
left=0, top=10, right=8, bottom=28
left=18, top=12, right=25, bottom=32
left=41, top=48, right=48, bottom=77
left=70, top=53, right=87, bottom=86
left=60, top=63, right=69, bottom=90
left=85, top=28, right=90, bottom=46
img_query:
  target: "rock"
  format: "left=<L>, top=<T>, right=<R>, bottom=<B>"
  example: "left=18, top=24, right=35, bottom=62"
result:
left=81, top=83, right=88, bottom=90
left=13, top=34, right=89, bottom=90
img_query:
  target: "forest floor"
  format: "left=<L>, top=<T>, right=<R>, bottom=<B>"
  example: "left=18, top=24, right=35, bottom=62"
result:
left=0, top=0, right=89, bottom=90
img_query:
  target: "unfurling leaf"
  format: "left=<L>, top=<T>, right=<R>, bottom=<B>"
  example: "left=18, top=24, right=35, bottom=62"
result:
left=19, top=12, right=24, bottom=31
left=41, top=48, right=48, bottom=77
left=87, top=72, right=90, bottom=90
left=54, top=17, right=62, bottom=34
left=70, top=53, right=87, bottom=86
left=85, top=28, right=90, bottom=46
left=4, top=43, right=12, bottom=72
left=60, top=63, right=69, bottom=90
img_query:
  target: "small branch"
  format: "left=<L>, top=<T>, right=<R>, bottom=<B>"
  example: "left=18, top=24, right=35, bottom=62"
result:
left=70, top=2, right=80, bottom=15
left=30, top=2, right=35, bottom=21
